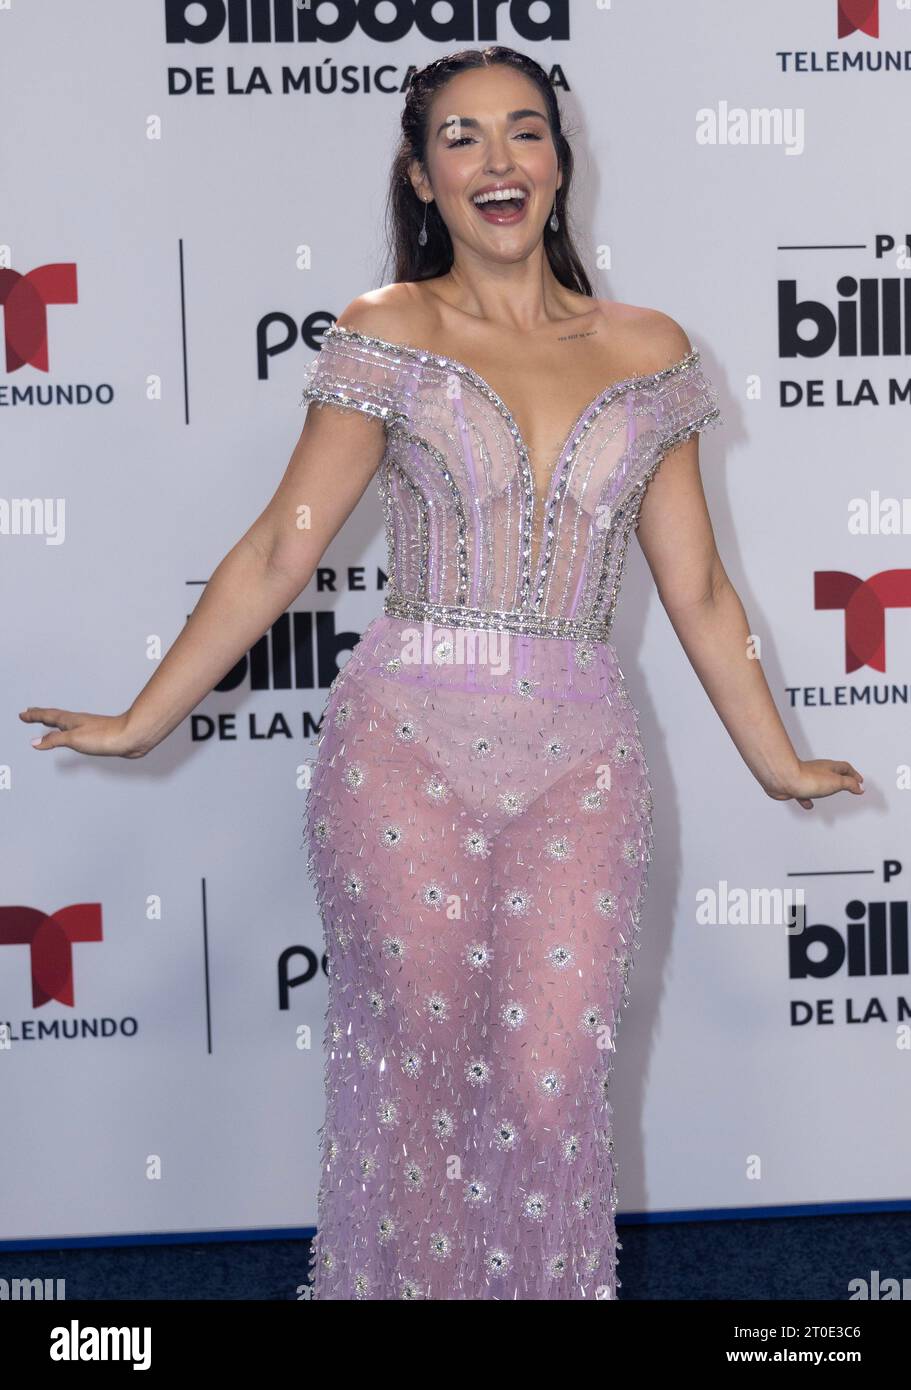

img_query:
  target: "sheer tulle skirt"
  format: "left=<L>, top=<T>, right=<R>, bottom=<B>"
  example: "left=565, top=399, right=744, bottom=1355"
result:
left=303, top=614, right=653, bottom=1300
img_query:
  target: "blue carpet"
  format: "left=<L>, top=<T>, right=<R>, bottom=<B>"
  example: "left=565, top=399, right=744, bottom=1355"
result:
left=3, top=1211, right=907, bottom=1299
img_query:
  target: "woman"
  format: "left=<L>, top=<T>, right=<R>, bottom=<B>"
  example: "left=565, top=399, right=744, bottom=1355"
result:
left=21, top=47, right=863, bottom=1301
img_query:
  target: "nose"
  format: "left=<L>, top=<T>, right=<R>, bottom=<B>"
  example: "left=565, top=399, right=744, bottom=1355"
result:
left=484, top=129, right=515, bottom=175
left=485, top=155, right=515, bottom=177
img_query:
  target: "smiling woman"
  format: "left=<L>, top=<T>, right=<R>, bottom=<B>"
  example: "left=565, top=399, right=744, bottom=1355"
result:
left=289, top=46, right=862, bottom=1303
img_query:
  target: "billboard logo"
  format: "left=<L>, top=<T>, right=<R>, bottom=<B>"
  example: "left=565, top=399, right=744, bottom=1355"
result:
left=789, top=898, right=909, bottom=980
left=164, top=0, right=570, bottom=44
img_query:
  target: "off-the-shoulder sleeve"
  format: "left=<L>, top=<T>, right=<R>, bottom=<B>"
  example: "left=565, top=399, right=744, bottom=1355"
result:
left=299, top=326, right=404, bottom=430
left=654, top=352, right=723, bottom=457
left=628, top=351, right=723, bottom=523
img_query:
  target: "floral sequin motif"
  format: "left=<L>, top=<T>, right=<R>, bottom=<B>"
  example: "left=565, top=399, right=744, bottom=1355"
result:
left=429, top=1232, right=452, bottom=1261
left=595, top=891, right=618, bottom=918
left=426, top=993, right=449, bottom=1022
left=432, top=1109, right=455, bottom=1139
left=403, top=1161, right=425, bottom=1190
left=377, top=1100, right=399, bottom=1127
left=538, top=1069, right=566, bottom=1098
left=343, top=873, right=363, bottom=900
left=377, top=1215, right=396, bottom=1244
left=401, top=1050, right=423, bottom=1078
left=462, top=829, right=491, bottom=858
left=424, top=773, right=451, bottom=802
left=610, top=737, right=633, bottom=765
left=421, top=882, right=446, bottom=909
left=493, top=1120, right=518, bottom=1151
left=500, top=1002, right=526, bottom=1030
left=342, top=763, right=366, bottom=791
left=580, top=1005, right=605, bottom=1036
left=302, top=323, right=721, bottom=1300
left=524, top=1193, right=547, bottom=1221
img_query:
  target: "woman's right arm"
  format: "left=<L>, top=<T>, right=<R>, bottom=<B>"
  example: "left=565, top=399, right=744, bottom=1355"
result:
left=20, top=399, right=388, bottom=757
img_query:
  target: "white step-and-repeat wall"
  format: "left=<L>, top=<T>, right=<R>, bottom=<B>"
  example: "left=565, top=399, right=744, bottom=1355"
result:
left=2, top=0, right=908, bottom=1245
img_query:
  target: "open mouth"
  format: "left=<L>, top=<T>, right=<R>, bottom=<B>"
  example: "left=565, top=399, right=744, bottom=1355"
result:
left=470, top=187, right=529, bottom=224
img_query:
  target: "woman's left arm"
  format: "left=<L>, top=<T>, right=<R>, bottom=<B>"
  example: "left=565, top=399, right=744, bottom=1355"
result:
left=635, top=434, right=864, bottom=811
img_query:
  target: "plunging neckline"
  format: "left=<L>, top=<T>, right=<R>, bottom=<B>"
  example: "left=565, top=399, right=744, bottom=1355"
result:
left=324, top=322, right=699, bottom=595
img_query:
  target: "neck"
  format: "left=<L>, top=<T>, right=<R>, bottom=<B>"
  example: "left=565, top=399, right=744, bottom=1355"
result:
left=432, top=244, right=578, bottom=334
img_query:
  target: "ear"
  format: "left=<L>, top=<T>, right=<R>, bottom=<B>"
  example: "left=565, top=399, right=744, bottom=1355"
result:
left=407, top=158, right=432, bottom=202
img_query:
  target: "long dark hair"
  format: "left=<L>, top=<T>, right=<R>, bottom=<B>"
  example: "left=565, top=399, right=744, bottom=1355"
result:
left=383, top=47, right=593, bottom=296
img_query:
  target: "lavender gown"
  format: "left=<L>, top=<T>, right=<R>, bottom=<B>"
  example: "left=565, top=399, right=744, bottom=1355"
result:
left=301, top=323, right=722, bottom=1300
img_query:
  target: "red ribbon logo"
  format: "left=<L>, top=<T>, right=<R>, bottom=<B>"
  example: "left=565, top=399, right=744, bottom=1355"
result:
left=0, top=263, right=78, bottom=372
left=838, top=1, right=879, bottom=38
left=0, top=903, right=103, bottom=1007
left=815, top=570, right=911, bottom=673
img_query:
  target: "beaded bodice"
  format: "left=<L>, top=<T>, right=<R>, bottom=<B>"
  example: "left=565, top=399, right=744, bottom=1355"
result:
left=300, top=323, right=722, bottom=641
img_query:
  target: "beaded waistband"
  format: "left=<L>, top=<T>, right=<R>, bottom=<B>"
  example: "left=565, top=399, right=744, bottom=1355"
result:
left=382, top=591, right=613, bottom=643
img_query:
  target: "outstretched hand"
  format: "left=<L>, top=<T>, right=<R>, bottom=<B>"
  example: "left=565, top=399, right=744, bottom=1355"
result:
left=19, top=708, right=143, bottom=758
left=765, top=758, right=864, bottom=811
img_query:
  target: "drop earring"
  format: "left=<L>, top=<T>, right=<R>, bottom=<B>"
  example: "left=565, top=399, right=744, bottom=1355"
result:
left=418, top=197, right=429, bottom=247
left=549, top=200, right=559, bottom=232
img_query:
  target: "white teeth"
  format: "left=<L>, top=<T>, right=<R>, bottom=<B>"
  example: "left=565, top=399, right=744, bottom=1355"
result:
left=472, top=188, right=527, bottom=206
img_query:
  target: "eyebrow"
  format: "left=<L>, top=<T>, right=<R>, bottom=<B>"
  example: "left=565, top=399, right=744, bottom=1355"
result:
left=435, top=109, right=547, bottom=139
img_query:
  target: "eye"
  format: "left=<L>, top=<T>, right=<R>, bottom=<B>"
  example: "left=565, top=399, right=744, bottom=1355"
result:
left=515, top=131, right=543, bottom=140
left=445, top=135, right=475, bottom=148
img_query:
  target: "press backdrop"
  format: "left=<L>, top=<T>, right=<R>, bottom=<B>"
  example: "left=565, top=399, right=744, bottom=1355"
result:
left=2, top=0, right=909, bottom=1246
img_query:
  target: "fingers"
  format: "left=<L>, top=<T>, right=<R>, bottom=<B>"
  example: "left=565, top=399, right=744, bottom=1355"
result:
left=19, top=707, right=67, bottom=729
left=830, top=760, right=864, bottom=795
left=20, top=709, right=74, bottom=751
left=30, top=732, right=70, bottom=751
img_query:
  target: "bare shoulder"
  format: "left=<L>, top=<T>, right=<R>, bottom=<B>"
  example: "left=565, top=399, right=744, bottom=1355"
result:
left=594, top=299, right=695, bottom=373
left=333, top=283, right=429, bottom=344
